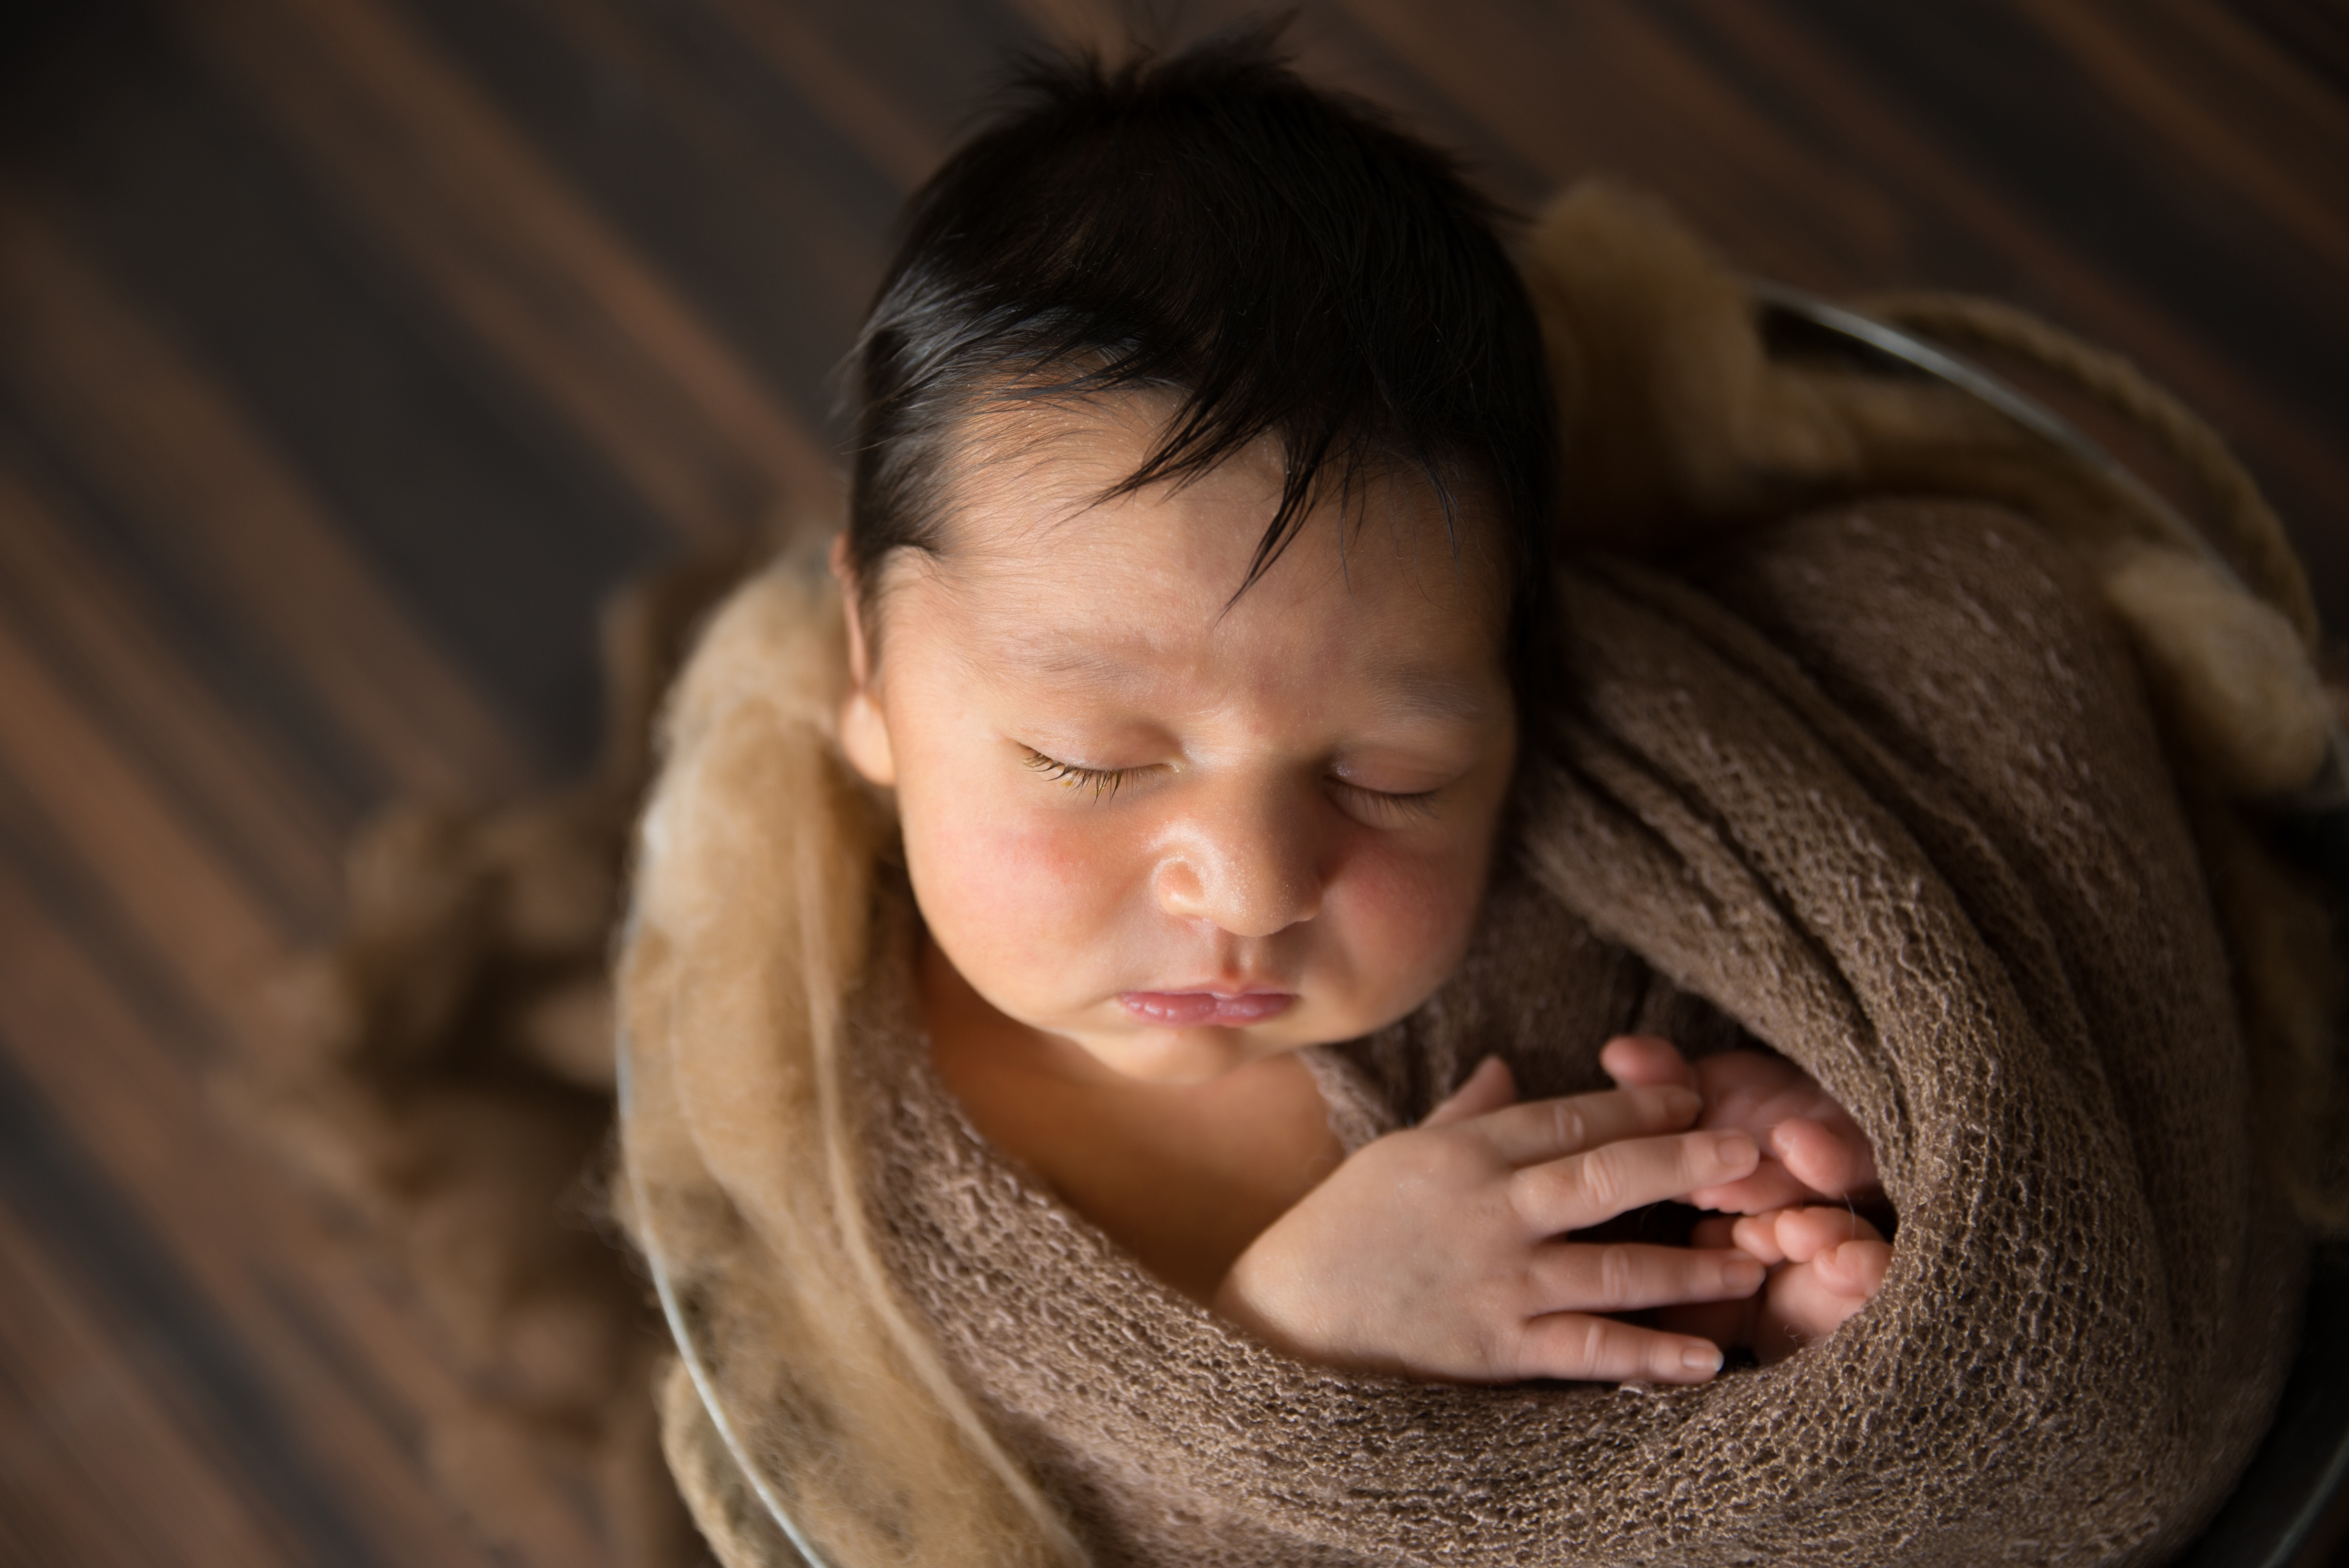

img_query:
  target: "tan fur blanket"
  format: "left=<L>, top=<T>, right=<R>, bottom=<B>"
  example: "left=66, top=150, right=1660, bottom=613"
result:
left=250, top=182, right=2347, bottom=1566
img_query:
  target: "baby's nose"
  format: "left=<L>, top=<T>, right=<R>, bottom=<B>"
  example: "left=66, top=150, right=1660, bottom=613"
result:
left=1154, top=791, right=1324, bottom=937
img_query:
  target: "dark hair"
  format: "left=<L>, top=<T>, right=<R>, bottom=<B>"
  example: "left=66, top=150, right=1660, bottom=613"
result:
left=843, top=23, right=1556, bottom=675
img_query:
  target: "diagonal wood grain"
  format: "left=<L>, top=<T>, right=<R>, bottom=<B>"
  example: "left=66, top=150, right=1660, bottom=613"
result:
left=0, top=862, right=535, bottom=1567
left=168, top=0, right=838, bottom=544
left=0, top=186, right=536, bottom=803
left=0, top=439, right=344, bottom=928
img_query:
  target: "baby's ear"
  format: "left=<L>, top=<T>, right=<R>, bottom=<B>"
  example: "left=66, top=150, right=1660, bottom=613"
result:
left=839, top=688, right=896, bottom=786
left=831, top=534, right=897, bottom=786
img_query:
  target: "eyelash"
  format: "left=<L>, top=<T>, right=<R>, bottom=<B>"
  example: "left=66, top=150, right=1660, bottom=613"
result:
left=1021, top=748, right=1440, bottom=820
left=1022, top=748, right=1132, bottom=801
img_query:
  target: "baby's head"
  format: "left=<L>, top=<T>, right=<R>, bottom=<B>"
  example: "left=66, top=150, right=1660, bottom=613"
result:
left=834, top=30, right=1555, bottom=1085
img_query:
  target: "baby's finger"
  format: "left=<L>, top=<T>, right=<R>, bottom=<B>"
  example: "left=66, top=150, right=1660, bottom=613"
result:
left=1813, top=1238, right=1894, bottom=1300
left=1528, top=1242, right=1764, bottom=1317
left=1728, top=1211, right=1791, bottom=1265
left=1755, top=1253, right=1882, bottom=1360
left=1512, top=1128, right=1758, bottom=1233
left=1476, top=1084, right=1700, bottom=1167
left=1770, top=1117, right=1880, bottom=1200
left=1655, top=1296, right=1758, bottom=1352
left=1598, top=1035, right=1698, bottom=1092
left=1688, top=1215, right=1741, bottom=1250
left=1421, top=1056, right=1517, bottom=1128
left=1770, top=1205, right=1884, bottom=1263
left=1686, top=1161, right=1817, bottom=1216
left=1512, top=1313, right=1726, bottom=1385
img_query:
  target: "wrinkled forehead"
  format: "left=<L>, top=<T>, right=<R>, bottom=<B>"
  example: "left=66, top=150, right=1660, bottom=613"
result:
left=937, top=390, right=1178, bottom=556
left=860, top=395, right=1515, bottom=728
left=905, top=391, right=1514, bottom=631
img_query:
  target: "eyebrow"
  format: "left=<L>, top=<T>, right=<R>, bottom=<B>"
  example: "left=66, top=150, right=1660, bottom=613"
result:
left=1368, top=664, right=1500, bottom=724
left=975, top=635, right=1497, bottom=724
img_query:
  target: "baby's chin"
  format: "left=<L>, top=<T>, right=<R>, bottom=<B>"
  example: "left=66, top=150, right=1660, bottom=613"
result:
left=1052, top=986, right=1447, bottom=1084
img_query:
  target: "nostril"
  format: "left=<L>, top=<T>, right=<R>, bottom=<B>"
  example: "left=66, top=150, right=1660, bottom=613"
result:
left=1152, top=800, right=1328, bottom=935
left=1153, top=857, right=1207, bottom=917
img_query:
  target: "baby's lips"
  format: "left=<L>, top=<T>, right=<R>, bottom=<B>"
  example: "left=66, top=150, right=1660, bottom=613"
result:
left=1118, top=990, right=1296, bottom=1026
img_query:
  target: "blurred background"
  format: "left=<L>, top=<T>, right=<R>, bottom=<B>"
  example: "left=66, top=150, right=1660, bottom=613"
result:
left=0, top=1, right=2342, bottom=1563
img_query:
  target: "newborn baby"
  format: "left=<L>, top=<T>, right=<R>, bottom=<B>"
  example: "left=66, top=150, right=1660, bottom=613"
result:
left=827, top=34, right=1890, bottom=1390
left=839, top=394, right=1890, bottom=1385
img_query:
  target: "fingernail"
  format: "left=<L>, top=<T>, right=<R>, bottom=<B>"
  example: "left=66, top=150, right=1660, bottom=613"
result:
left=1715, top=1132, right=1757, bottom=1166
left=1682, top=1343, right=1723, bottom=1375
left=1665, top=1086, right=1702, bottom=1115
left=1726, top=1258, right=1765, bottom=1292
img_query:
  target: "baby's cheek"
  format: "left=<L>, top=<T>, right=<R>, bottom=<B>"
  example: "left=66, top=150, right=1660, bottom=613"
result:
left=904, top=798, right=1128, bottom=990
left=1322, top=837, right=1487, bottom=1019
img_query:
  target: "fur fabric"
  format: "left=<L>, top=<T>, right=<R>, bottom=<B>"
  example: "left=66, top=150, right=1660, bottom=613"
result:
left=1530, top=183, right=2338, bottom=804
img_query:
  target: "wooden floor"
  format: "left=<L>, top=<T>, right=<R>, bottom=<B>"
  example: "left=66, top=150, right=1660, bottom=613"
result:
left=0, top=1, right=2345, bottom=1563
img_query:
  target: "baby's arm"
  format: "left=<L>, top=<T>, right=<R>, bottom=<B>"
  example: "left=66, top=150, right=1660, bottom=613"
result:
left=1602, top=1036, right=1891, bottom=1356
left=1214, top=1057, right=1768, bottom=1384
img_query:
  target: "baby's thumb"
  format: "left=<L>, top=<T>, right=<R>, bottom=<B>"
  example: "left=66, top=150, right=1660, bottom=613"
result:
left=1599, top=1035, right=1698, bottom=1092
left=1422, top=1055, right=1517, bottom=1126
left=1770, top=1117, right=1879, bottom=1200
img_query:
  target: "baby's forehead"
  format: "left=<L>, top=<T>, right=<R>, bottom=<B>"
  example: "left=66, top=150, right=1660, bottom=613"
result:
left=880, top=408, right=1510, bottom=712
left=929, top=392, right=1513, bottom=607
left=960, top=614, right=1511, bottom=732
left=938, top=392, right=1196, bottom=544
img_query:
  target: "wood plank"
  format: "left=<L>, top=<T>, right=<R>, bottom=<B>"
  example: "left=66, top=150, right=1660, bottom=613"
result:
left=2225, top=0, right=2349, bottom=99
left=995, top=0, right=1125, bottom=59
left=1329, top=0, right=1910, bottom=284
left=2035, top=1, right=2349, bottom=287
left=0, top=187, right=535, bottom=804
left=0, top=14, right=674, bottom=777
left=429, top=0, right=901, bottom=448
left=0, top=438, right=345, bottom=932
left=0, top=548, right=306, bottom=1054
left=164, top=0, right=839, bottom=541
left=1649, top=0, right=2349, bottom=630
left=0, top=853, right=606, bottom=1567
left=689, top=0, right=948, bottom=191
left=747, top=0, right=1037, bottom=160
left=0, top=1192, right=301, bottom=1568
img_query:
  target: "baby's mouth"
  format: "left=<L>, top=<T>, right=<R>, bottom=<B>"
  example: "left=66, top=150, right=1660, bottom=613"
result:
left=1119, top=991, right=1295, bottom=1028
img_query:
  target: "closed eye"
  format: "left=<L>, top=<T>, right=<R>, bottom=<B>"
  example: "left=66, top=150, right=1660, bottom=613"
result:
left=1330, top=778, right=1441, bottom=825
left=1022, top=747, right=1132, bottom=802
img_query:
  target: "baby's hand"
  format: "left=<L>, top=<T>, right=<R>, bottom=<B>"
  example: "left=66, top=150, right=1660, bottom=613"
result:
left=1660, top=1208, right=1892, bottom=1362
left=1600, top=1036, right=1879, bottom=1214
left=1214, top=1057, right=1766, bottom=1384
